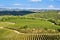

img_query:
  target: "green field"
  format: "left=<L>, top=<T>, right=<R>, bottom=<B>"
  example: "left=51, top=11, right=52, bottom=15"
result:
left=0, top=10, right=60, bottom=40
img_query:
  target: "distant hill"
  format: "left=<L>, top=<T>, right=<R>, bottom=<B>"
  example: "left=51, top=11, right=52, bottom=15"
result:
left=0, top=11, right=35, bottom=15
left=0, top=8, right=60, bottom=16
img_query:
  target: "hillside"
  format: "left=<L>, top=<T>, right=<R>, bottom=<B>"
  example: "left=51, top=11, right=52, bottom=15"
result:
left=0, top=10, right=60, bottom=40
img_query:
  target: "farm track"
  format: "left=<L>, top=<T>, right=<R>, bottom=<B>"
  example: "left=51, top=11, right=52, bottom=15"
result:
left=0, top=27, right=24, bottom=34
left=0, top=27, right=60, bottom=35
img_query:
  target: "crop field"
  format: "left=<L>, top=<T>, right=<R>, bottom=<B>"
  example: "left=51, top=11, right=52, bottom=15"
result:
left=0, top=10, right=60, bottom=40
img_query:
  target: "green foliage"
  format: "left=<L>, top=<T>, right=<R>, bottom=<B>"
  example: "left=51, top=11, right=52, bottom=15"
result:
left=0, top=10, right=60, bottom=40
left=0, top=16, right=60, bottom=33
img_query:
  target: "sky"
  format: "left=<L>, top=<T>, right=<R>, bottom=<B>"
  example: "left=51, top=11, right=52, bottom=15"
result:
left=0, top=0, right=60, bottom=9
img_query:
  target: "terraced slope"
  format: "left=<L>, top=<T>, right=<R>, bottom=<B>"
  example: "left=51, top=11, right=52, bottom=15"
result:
left=0, top=16, right=60, bottom=33
left=0, top=10, right=60, bottom=40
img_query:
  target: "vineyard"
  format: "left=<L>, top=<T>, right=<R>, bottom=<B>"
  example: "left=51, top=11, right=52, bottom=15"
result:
left=0, top=10, right=60, bottom=40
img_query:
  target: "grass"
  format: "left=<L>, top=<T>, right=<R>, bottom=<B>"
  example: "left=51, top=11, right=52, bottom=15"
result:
left=0, top=28, right=19, bottom=40
left=0, top=10, right=60, bottom=40
left=0, top=16, right=60, bottom=33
